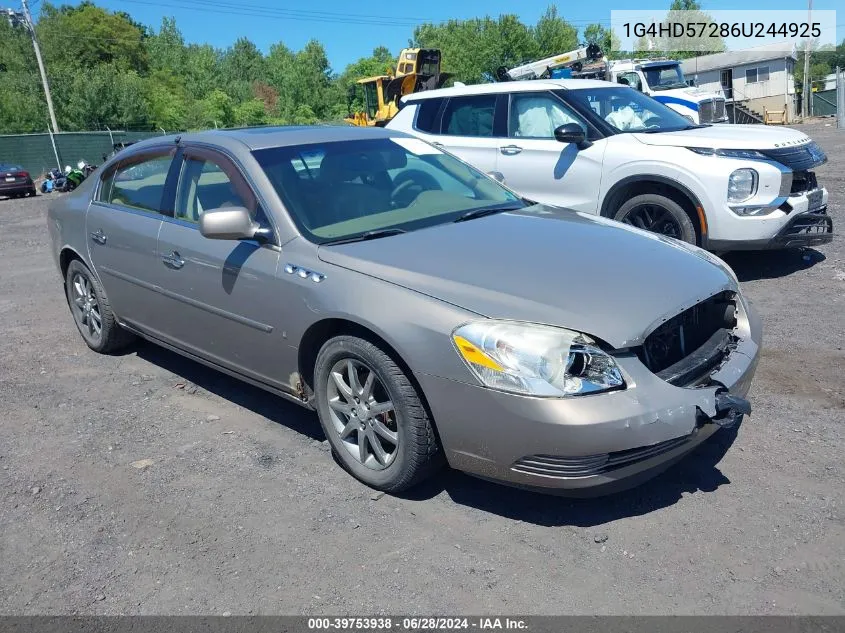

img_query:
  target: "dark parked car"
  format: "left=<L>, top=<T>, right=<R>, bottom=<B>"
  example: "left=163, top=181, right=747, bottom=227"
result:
left=0, top=163, right=36, bottom=199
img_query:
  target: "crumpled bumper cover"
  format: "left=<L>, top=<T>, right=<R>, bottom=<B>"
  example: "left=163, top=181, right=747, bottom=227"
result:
left=417, top=300, right=762, bottom=495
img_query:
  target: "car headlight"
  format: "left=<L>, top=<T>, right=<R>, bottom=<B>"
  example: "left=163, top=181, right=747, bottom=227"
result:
left=452, top=321, right=625, bottom=397
left=688, top=147, right=768, bottom=160
left=728, top=168, right=757, bottom=203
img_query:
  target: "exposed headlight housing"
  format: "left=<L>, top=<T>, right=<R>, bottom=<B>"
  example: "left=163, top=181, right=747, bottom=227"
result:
left=728, top=168, right=758, bottom=203
left=452, top=321, right=625, bottom=397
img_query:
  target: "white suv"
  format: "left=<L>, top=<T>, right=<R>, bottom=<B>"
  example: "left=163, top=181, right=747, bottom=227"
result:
left=387, top=79, right=832, bottom=251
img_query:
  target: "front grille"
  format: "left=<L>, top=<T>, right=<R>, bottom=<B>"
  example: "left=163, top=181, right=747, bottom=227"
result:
left=636, top=291, right=737, bottom=383
left=714, top=99, right=726, bottom=120
left=761, top=143, right=827, bottom=171
left=790, top=170, right=818, bottom=195
left=699, top=99, right=714, bottom=123
left=512, top=435, right=693, bottom=479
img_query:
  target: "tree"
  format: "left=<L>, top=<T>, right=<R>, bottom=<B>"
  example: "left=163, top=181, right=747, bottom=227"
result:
left=534, top=6, right=578, bottom=58
left=233, top=99, right=267, bottom=126
left=148, top=17, right=186, bottom=73
left=145, top=70, right=188, bottom=131
left=582, top=23, right=621, bottom=58
left=37, top=2, right=147, bottom=72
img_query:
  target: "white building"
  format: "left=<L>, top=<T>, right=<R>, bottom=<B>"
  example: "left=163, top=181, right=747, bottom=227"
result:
left=681, top=41, right=797, bottom=122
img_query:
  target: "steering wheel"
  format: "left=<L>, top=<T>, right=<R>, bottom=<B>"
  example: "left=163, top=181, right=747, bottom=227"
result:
left=390, top=170, right=442, bottom=207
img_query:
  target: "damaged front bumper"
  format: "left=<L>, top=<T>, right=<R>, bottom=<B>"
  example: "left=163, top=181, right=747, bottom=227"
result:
left=417, top=299, right=762, bottom=496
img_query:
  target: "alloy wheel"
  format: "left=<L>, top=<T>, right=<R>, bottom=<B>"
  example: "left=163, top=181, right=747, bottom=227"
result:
left=326, top=358, right=399, bottom=470
left=71, top=273, right=102, bottom=342
left=620, top=203, right=683, bottom=239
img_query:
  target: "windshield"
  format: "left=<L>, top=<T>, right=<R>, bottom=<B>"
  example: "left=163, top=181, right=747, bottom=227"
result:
left=0, top=163, right=23, bottom=171
left=253, top=137, right=524, bottom=244
left=564, top=86, right=698, bottom=133
left=642, top=64, right=688, bottom=91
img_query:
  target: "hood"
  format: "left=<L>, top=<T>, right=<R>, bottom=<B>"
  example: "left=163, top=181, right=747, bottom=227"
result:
left=632, top=124, right=811, bottom=150
left=317, top=208, right=734, bottom=349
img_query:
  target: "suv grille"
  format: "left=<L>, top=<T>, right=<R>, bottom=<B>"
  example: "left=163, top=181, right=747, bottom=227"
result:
left=761, top=143, right=827, bottom=171
left=636, top=292, right=737, bottom=386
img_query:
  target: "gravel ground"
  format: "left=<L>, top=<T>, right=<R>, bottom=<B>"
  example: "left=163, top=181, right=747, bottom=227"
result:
left=1, top=122, right=843, bottom=616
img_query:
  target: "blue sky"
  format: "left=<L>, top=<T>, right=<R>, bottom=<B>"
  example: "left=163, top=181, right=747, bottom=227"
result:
left=46, top=0, right=842, bottom=72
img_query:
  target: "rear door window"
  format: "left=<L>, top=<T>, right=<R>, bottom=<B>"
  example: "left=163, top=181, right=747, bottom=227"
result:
left=441, top=95, right=497, bottom=137
left=106, top=153, right=174, bottom=213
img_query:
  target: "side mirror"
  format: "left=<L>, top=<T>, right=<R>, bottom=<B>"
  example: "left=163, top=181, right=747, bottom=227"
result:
left=554, top=123, right=591, bottom=150
left=199, top=207, right=260, bottom=241
left=486, top=171, right=506, bottom=184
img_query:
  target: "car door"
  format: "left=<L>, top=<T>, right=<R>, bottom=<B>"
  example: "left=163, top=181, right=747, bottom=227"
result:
left=85, top=148, right=176, bottom=331
left=152, top=145, right=287, bottom=387
left=426, top=94, right=502, bottom=174
left=496, top=91, right=606, bottom=213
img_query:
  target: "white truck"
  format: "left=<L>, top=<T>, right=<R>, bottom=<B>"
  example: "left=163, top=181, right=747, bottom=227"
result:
left=500, top=49, right=728, bottom=125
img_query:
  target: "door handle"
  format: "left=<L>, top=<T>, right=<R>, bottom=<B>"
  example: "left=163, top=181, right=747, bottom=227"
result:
left=500, top=145, right=522, bottom=155
left=90, top=229, right=107, bottom=245
left=161, top=251, right=185, bottom=269
left=432, top=142, right=444, bottom=147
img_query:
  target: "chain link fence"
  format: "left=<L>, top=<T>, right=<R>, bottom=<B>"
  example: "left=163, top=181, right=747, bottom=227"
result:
left=0, top=130, right=170, bottom=178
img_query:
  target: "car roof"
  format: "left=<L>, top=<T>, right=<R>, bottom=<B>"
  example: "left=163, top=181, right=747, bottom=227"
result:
left=401, top=78, right=615, bottom=102
left=122, top=125, right=412, bottom=154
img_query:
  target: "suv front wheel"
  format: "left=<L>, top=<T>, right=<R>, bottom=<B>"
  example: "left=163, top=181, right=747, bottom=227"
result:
left=613, top=193, right=697, bottom=244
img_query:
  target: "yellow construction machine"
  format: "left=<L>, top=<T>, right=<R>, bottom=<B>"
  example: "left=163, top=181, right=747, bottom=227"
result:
left=344, top=48, right=451, bottom=127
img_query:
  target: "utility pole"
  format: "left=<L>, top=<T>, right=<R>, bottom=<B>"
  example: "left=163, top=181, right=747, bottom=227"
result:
left=802, top=0, right=812, bottom=120
left=20, top=0, right=60, bottom=132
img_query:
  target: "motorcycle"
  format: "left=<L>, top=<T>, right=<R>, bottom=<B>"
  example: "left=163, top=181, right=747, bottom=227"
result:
left=62, top=164, right=85, bottom=192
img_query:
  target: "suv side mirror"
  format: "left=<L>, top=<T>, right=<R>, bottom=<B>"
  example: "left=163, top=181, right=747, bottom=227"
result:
left=554, top=123, right=591, bottom=150
left=199, top=207, right=260, bottom=241
left=486, top=171, right=506, bottom=184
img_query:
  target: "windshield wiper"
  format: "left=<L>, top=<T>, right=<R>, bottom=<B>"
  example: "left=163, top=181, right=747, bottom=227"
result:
left=453, top=203, right=524, bottom=223
left=322, top=228, right=406, bottom=245
left=640, top=124, right=711, bottom=134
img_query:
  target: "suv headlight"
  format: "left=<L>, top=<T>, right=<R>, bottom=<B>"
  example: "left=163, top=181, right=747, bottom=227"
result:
left=728, top=168, right=757, bottom=203
left=452, top=321, right=625, bottom=397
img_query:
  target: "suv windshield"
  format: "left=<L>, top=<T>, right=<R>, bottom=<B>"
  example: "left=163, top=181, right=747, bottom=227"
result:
left=564, top=86, right=700, bottom=133
left=642, top=64, right=688, bottom=91
left=253, top=137, right=524, bottom=244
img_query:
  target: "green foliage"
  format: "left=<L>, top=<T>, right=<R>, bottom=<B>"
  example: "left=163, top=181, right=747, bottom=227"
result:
left=38, top=1, right=147, bottom=71
left=233, top=99, right=267, bottom=127
left=0, top=1, right=754, bottom=135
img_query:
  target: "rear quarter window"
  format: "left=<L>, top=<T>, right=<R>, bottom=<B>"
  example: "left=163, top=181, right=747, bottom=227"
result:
left=414, top=98, right=443, bottom=133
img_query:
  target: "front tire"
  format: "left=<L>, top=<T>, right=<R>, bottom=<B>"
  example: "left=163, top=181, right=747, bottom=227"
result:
left=613, top=193, right=697, bottom=244
left=65, top=260, right=134, bottom=353
left=313, top=335, right=443, bottom=492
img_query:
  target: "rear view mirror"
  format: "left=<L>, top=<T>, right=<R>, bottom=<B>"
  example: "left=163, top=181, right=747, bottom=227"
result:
left=554, top=123, right=591, bottom=150
left=199, top=207, right=259, bottom=241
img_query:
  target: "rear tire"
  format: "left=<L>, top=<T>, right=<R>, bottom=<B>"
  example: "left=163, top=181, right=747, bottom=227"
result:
left=65, top=259, right=134, bottom=354
left=313, top=335, right=443, bottom=492
left=613, top=193, right=697, bottom=244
